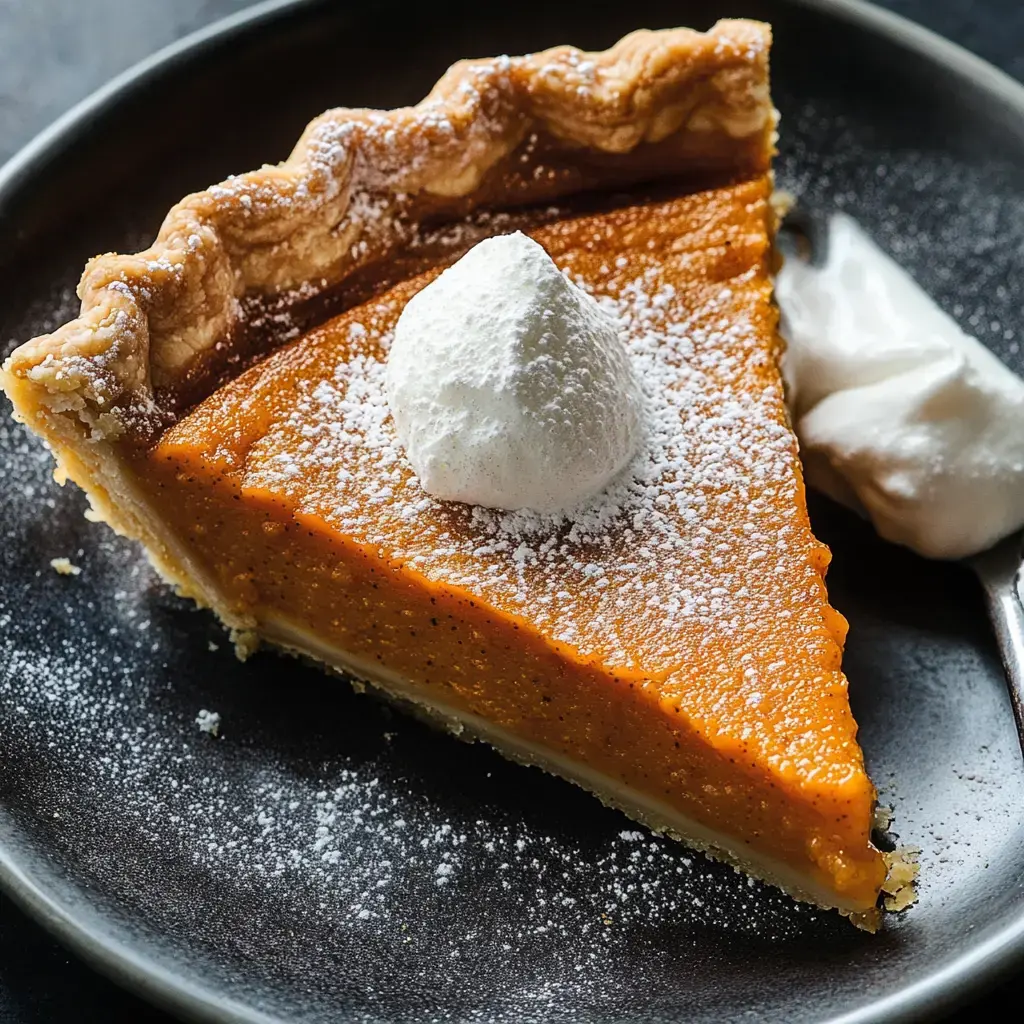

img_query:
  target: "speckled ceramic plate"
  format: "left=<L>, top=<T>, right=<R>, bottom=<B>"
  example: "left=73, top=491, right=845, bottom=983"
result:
left=2, top=1, right=1024, bottom=1021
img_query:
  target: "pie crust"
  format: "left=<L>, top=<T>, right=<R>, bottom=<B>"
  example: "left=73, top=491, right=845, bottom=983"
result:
left=3, top=20, right=773, bottom=426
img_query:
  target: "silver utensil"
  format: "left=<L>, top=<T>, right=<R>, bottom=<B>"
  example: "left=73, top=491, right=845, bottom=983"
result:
left=969, top=533, right=1024, bottom=753
left=779, top=209, right=1024, bottom=757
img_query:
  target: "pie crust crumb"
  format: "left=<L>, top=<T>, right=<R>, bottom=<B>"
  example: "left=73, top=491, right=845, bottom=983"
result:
left=881, top=847, right=921, bottom=912
left=230, top=628, right=260, bottom=662
left=49, top=557, right=81, bottom=576
left=872, top=803, right=894, bottom=832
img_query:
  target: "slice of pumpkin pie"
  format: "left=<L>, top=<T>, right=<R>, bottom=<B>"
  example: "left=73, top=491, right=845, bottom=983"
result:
left=1, top=20, right=899, bottom=924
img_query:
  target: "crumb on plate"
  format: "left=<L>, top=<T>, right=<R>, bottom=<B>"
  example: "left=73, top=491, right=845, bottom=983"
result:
left=196, top=709, right=221, bottom=737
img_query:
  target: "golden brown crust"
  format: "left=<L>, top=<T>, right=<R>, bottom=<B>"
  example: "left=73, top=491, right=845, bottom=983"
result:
left=2, top=20, right=773, bottom=436
left=881, top=847, right=921, bottom=912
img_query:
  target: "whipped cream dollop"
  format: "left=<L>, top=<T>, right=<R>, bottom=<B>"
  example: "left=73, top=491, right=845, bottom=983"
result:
left=385, top=232, right=644, bottom=513
left=777, top=213, right=1024, bottom=559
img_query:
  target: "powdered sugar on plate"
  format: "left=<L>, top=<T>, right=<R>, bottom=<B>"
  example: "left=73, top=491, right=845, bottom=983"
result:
left=196, top=708, right=222, bottom=736
left=0, top=386, right=847, bottom=1020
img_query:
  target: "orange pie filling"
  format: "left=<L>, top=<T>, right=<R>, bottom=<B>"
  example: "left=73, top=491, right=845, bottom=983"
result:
left=114, top=177, right=888, bottom=912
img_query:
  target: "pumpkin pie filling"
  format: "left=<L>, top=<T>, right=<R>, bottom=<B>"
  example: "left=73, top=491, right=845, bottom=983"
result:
left=0, top=19, right=906, bottom=924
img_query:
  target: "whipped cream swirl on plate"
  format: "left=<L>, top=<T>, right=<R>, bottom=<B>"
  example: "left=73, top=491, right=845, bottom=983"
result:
left=777, top=213, right=1024, bottom=559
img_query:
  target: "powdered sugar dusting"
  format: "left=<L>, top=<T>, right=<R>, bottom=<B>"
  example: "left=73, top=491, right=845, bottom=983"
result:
left=0, top=405, right=834, bottom=1016
left=244, top=220, right=803, bottom=679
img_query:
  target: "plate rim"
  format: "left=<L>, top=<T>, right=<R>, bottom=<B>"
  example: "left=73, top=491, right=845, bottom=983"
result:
left=1, top=0, right=1023, bottom=1021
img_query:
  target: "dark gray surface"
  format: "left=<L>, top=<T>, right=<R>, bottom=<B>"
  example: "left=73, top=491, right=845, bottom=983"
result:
left=0, top=1, right=1022, bottom=1021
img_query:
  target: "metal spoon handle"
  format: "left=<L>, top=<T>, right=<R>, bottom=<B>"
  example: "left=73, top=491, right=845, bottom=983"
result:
left=970, top=532, right=1024, bottom=756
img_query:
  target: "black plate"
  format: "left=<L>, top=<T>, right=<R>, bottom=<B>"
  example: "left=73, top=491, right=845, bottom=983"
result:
left=2, top=1, right=1024, bottom=1021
